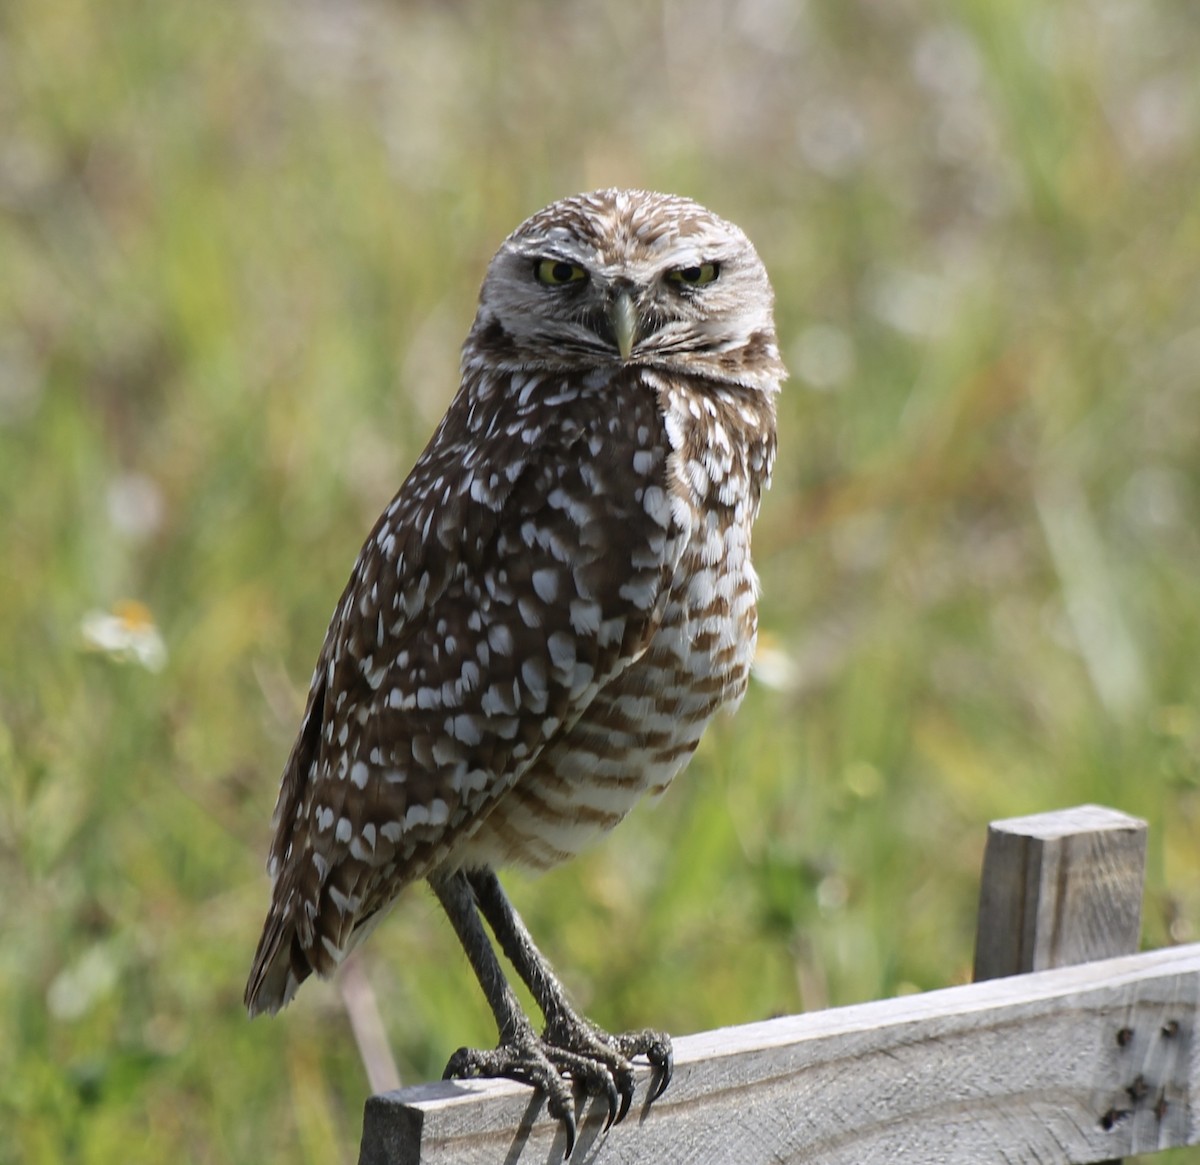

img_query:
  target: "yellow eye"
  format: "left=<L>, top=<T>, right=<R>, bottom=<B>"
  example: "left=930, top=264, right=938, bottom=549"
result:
left=667, top=262, right=720, bottom=287
left=535, top=259, right=588, bottom=286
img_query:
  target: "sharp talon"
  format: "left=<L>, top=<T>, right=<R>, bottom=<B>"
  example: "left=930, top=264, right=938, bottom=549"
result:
left=601, top=1077, right=620, bottom=1132
left=615, top=1075, right=634, bottom=1125
left=647, top=1041, right=673, bottom=1104
left=442, top=1047, right=472, bottom=1081
left=561, top=1108, right=577, bottom=1159
left=541, top=1075, right=577, bottom=1158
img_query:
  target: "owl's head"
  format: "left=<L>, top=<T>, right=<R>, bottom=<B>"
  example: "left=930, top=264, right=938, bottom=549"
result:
left=467, top=189, right=782, bottom=390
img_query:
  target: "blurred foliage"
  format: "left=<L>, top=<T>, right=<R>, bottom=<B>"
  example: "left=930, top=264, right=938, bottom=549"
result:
left=2, top=0, right=1199, bottom=1161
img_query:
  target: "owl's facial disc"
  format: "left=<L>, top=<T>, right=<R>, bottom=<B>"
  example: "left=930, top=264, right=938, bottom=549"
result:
left=471, top=189, right=780, bottom=384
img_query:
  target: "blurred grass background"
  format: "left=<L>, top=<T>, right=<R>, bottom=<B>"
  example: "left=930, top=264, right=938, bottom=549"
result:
left=2, top=0, right=1199, bottom=1161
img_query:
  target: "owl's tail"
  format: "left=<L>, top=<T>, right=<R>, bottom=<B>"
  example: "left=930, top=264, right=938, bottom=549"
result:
left=244, top=855, right=384, bottom=1016
left=244, top=900, right=318, bottom=1017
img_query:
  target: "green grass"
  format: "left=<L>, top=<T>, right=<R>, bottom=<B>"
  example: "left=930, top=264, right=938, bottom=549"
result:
left=2, top=0, right=1199, bottom=1161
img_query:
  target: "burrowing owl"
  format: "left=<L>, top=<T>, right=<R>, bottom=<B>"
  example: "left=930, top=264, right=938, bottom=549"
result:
left=245, top=189, right=785, bottom=1153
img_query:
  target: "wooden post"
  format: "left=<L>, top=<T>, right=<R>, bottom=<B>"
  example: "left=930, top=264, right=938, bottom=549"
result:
left=973, top=804, right=1148, bottom=1165
left=973, top=804, right=1148, bottom=979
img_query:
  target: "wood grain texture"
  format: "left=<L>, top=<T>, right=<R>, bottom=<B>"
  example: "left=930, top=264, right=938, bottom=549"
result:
left=359, top=944, right=1200, bottom=1164
left=973, top=805, right=1147, bottom=981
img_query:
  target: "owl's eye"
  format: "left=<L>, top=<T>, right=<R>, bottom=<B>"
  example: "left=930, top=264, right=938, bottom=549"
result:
left=535, top=259, right=588, bottom=286
left=667, top=263, right=720, bottom=287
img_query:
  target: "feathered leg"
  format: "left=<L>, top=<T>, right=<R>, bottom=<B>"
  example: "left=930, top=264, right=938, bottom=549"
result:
left=432, top=868, right=673, bottom=1155
left=465, top=868, right=673, bottom=1119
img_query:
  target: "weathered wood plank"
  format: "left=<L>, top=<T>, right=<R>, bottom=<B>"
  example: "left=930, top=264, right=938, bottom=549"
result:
left=974, top=805, right=1148, bottom=980
left=359, top=943, right=1200, bottom=1164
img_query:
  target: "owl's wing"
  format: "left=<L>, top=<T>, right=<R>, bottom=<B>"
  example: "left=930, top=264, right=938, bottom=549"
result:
left=245, top=371, right=676, bottom=1013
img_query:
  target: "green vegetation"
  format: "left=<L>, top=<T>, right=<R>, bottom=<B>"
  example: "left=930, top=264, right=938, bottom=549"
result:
left=2, top=1, right=1198, bottom=1161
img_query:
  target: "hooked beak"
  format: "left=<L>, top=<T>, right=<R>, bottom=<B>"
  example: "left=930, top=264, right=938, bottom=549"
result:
left=608, top=290, right=638, bottom=361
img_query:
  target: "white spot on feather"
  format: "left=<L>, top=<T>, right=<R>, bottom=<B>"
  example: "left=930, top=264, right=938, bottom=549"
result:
left=531, top=568, right=558, bottom=604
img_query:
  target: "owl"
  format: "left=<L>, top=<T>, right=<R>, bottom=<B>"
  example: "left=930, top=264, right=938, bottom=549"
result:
left=244, top=188, right=785, bottom=1154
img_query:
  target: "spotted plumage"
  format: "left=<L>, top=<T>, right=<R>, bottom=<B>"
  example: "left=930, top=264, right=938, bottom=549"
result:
left=245, top=188, right=785, bottom=1149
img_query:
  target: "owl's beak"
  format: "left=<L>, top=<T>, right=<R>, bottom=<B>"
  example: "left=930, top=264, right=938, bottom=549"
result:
left=609, top=291, right=638, bottom=361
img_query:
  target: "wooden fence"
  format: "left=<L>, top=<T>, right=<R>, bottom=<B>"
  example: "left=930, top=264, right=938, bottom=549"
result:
left=358, top=805, right=1200, bottom=1164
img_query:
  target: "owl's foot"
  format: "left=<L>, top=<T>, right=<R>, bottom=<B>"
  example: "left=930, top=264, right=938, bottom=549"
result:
left=444, top=1032, right=619, bottom=1158
left=443, top=1025, right=672, bottom=1157
left=543, top=1016, right=674, bottom=1117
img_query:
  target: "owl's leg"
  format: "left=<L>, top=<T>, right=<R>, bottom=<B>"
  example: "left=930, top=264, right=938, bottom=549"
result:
left=431, top=870, right=624, bottom=1158
left=466, top=868, right=674, bottom=1120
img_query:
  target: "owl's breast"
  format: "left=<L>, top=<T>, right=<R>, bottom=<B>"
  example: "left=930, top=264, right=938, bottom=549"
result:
left=654, top=370, right=771, bottom=715
left=453, top=373, right=768, bottom=873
